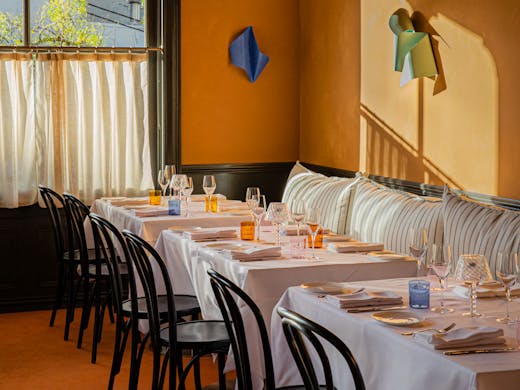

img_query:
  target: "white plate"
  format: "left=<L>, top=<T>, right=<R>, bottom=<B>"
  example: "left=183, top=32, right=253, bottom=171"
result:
left=371, top=310, right=424, bottom=326
left=367, top=251, right=410, bottom=261
left=205, top=242, right=244, bottom=250
left=300, top=282, right=364, bottom=295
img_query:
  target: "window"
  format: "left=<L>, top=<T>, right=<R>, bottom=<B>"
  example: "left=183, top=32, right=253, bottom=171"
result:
left=0, top=0, right=175, bottom=207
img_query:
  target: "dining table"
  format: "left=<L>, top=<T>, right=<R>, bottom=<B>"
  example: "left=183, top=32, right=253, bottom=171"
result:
left=87, top=196, right=248, bottom=245
left=152, top=227, right=418, bottom=388
left=270, top=277, right=520, bottom=390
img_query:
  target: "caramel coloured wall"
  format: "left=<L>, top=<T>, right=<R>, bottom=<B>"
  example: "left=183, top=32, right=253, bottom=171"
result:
left=180, top=0, right=299, bottom=165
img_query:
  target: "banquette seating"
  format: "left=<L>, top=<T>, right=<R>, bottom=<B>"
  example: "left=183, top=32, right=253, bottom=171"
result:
left=282, top=162, right=520, bottom=276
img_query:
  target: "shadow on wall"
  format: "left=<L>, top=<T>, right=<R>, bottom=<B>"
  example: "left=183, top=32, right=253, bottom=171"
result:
left=360, top=96, right=462, bottom=189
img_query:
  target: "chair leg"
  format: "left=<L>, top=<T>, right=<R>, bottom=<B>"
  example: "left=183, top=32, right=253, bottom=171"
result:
left=108, top=317, right=128, bottom=390
left=64, top=266, right=77, bottom=341
left=77, top=278, right=95, bottom=349
left=49, top=261, right=65, bottom=327
left=217, top=352, right=226, bottom=390
left=91, top=284, right=103, bottom=363
left=194, top=351, right=202, bottom=390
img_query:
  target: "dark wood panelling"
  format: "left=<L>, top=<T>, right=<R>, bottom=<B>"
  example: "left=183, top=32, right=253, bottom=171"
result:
left=181, top=162, right=294, bottom=204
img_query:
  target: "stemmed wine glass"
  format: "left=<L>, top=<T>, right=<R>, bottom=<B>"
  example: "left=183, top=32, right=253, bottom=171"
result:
left=496, top=252, right=519, bottom=324
left=157, top=170, right=169, bottom=202
left=252, top=195, right=267, bottom=241
left=455, top=254, right=493, bottom=317
left=245, top=187, right=260, bottom=210
left=164, top=165, right=176, bottom=197
left=203, top=175, right=216, bottom=212
left=408, top=227, right=428, bottom=277
left=430, top=244, right=454, bottom=314
left=291, top=200, right=305, bottom=236
left=181, top=176, right=194, bottom=217
left=266, top=202, right=290, bottom=247
left=170, top=174, right=185, bottom=199
left=305, top=207, right=322, bottom=260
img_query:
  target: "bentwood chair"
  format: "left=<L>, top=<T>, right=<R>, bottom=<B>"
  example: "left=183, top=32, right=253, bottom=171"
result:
left=123, top=230, right=229, bottom=390
left=276, top=307, right=366, bottom=390
left=39, top=185, right=97, bottom=341
left=89, top=213, right=201, bottom=390
left=63, top=193, right=124, bottom=362
left=207, top=269, right=308, bottom=390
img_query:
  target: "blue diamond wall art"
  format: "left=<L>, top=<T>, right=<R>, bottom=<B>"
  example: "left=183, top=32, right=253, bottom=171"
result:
left=229, top=26, right=269, bottom=83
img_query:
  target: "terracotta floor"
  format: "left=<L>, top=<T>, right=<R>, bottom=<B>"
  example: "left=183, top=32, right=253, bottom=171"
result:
left=0, top=309, right=233, bottom=389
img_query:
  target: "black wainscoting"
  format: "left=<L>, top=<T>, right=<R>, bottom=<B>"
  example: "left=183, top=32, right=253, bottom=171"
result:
left=180, top=162, right=294, bottom=204
left=0, top=162, right=294, bottom=313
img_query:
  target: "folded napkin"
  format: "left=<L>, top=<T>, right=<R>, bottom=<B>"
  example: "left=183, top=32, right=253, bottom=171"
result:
left=189, top=194, right=227, bottom=202
left=413, top=326, right=505, bottom=350
left=183, top=228, right=237, bottom=241
left=102, top=197, right=149, bottom=206
left=325, top=290, right=402, bottom=309
left=327, top=241, right=384, bottom=253
left=224, top=245, right=282, bottom=262
left=323, top=234, right=352, bottom=243
left=218, top=203, right=250, bottom=212
left=284, top=226, right=331, bottom=236
left=133, top=207, right=169, bottom=217
left=452, top=284, right=520, bottom=299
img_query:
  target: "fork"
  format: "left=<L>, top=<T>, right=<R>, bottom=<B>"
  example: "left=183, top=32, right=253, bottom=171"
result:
left=401, top=322, right=456, bottom=336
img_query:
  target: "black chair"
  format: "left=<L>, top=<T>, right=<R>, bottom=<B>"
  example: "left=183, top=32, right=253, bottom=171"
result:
left=123, top=230, right=229, bottom=390
left=207, top=268, right=308, bottom=390
left=89, top=213, right=202, bottom=390
left=276, top=307, right=366, bottom=390
left=63, top=192, right=115, bottom=358
left=39, top=185, right=97, bottom=341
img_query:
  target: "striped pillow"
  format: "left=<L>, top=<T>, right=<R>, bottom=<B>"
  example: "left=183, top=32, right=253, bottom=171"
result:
left=281, top=172, right=328, bottom=209
left=443, top=189, right=520, bottom=276
left=348, top=178, right=444, bottom=259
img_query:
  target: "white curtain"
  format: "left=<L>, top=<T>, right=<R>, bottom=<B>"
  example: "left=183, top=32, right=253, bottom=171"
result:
left=0, top=52, right=153, bottom=208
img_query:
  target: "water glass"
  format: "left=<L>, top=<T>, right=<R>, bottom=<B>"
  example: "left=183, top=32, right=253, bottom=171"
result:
left=148, top=189, right=161, bottom=205
left=409, top=280, right=430, bottom=309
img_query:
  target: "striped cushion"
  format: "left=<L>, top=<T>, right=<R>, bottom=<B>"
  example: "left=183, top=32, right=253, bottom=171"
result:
left=287, top=161, right=312, bottom=180
left=443, top=189, right=520, bottom=276
left=282, top=170, right=357, bottom=233
left=348, top=178, right=444, bottom=259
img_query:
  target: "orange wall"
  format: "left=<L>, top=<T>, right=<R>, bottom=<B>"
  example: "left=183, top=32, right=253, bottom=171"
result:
left=181, top=0, right=299, bottom=164
left=298, top=0, right=361, bottom=171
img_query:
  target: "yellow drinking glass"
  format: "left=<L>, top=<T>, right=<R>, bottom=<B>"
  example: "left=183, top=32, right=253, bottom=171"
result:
left=148, top=190, right=162, bottom=205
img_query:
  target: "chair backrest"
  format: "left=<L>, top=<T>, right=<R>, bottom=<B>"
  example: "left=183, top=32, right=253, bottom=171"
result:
left=122, top=230, right=178, bottom=389
left=38, top=185, right=70, bottom=258
left=276, top=306, right=366, bottom=390
left=207, top=269, right=275, bottom=390
left=88, top=213, right=138, bottom=317
left=62, top=193, right=91, bottom=271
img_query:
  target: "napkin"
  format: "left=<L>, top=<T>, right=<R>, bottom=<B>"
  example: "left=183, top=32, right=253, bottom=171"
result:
left=133, top=207, right=169, bottom=217
left=324, top=290, right=402, bottom=309
left=102, top=197, right=149, bottom=206
left=224, top=245, right=282, bottom=262
left=284, top=226, right=331, bottom=236
left=218, top=203, right=250, bottom=212
left=183, top=228, right=237, bottom=241
left=323, top=234, right=352, bottom=243
left=451, top=284, right=520, bottom=299
left=413, top=326, right=505, bottom=350
left=327, top=241, right=384, bottom=253
left=189, top=194, right=227, bottom=202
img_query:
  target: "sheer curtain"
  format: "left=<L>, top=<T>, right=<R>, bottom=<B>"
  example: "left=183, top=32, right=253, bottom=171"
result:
left=0, top=51, right=153, bottom=208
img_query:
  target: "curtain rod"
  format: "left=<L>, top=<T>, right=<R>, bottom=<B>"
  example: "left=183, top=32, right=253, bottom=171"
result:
left=0, top=46, right=163, bottom=53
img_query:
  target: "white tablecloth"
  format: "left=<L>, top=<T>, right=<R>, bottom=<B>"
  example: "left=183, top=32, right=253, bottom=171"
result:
left=153, top=229, right=418, bottom=388
left=89, top=198, right=247, bottom=244
left=270, top=278, right=520, bottom=390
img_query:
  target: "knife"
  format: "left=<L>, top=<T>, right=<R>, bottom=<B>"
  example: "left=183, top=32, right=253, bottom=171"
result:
left=346, top=305, right=406, bottom=313
left=443, top=347, right=517, bottom=355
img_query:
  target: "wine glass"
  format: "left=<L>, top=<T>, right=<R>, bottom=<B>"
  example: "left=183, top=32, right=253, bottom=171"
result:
left=203, top=175, right=216, bottom=212
left=245, top=187, right=260, bottom=210
left=430, top=244, right=454, bottom=314
left=454, top=254, right=493, bottom=317
left=305, top=207, right=322, bottom=260
left=252, top=195, right=267, bottom=241
left=164, top=164, right=176, bottom=197
left=408, top=227, right=428, bottom=277
left=496, top=252, right=519, bottom=324
left=266, top=202, right=290, bottom=246
left=291, top=200, right=306, bottom=236
left=157, top=169, right=169, bottom=199
left=181, top=176, right=194, bottom=217
left=170, top=174, right=185, bottom=199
